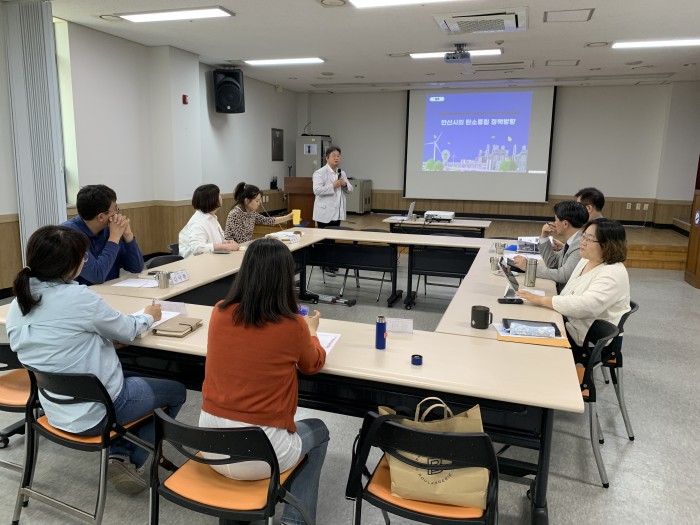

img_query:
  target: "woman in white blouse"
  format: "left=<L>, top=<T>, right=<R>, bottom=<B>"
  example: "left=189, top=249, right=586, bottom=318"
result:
left=517, top=217, right=631, bottom=362
left=178, top=184, right=239, bottom=258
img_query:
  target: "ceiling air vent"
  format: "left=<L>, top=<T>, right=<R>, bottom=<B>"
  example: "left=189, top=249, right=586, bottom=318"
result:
left=434, top=7, right=528, bottom=35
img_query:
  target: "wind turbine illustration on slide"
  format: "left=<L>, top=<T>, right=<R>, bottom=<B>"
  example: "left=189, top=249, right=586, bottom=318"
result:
left=425, top=132, right=443, bottom=161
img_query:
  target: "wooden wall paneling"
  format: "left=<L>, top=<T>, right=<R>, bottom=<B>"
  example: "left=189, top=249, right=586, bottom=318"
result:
left=0, top=218, right=22, bottom=289
left=653, top=201, right=691, bottom=225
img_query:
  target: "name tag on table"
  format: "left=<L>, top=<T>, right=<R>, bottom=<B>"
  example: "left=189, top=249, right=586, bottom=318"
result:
left=170, top=269, right=189, bottom=284
left=387, top=318, right=413, bottom=334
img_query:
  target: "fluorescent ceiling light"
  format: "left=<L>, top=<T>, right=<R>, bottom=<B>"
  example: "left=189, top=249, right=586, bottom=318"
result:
left=244, top=58, right=325, bottom=66
left=350, top=0, right=462, bottom=7
left=612, top=39, right=700, bottom=49
left=410, top=49, right=503, bottom=59
left=118, top=6, right=232, bottom=23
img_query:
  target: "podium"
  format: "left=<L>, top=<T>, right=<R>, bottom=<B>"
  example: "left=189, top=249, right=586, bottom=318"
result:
left=284, top=177, right=315, bottom=227
left=685, top=189, right=700, bottom=288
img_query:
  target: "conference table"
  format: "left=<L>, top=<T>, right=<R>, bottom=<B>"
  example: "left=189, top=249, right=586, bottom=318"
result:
left=0, top=230, right=582, bottom=525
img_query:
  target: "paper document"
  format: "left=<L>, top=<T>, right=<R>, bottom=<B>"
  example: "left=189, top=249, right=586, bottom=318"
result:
left=388, top=216, right=408, bottom=221
left=113, top=278, right=158, bottom=288
left=132, top=309, right=181, bottom=338
left=316, top=332, right=340, bottom=354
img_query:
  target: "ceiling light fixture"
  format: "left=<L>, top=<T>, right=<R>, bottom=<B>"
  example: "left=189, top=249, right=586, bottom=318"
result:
left=117, top=6, right=233, bottom=23
left=612, top=38, right=700, bottom=49
left=350, top=0, right=462, bottom=8
left=410, top=49, right=502, bottom=59
left=245, top=58, right=324, bottom=66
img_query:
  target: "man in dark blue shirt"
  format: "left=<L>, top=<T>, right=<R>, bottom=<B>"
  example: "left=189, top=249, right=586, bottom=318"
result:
left=63, top=185, right=144, bottom=285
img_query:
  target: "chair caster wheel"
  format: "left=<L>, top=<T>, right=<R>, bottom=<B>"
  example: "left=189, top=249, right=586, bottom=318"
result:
left=0, top=437, right=9, bottom=449
left=599, top=439, right=604, bottom=444
left=602, top=483, right=609, bottom=489
left=629, top=436, right=635, bottom=441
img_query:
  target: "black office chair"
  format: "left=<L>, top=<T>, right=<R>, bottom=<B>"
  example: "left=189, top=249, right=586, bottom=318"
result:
left=12, top=370, right=155, bottom=525
left=145, top=255, right=183, bottom=269
left=149, top=408, right=312, bottom=525
left=346, top=411, right=499, bottom=525
left=576, top=320, right=620, bottom=488
left=413, top=233, right=475, bottom=298
left=0, top=345, right=29, bottom=473
left=168, top=243, right=179, bottom=256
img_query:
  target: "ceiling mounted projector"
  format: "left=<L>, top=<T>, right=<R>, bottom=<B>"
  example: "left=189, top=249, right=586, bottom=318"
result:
left=444, top=43, right=471, bottom=64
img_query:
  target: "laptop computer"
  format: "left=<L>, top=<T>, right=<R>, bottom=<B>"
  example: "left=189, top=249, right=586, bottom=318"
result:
left=397, top=201, right=415, bottom=221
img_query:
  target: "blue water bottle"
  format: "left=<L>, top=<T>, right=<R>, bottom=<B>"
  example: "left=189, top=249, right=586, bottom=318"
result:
left=375, top=315, right=386, bottom=350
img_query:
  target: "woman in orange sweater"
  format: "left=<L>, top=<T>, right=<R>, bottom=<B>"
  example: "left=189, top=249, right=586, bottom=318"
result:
left=200, top=238, right=328, bottom=525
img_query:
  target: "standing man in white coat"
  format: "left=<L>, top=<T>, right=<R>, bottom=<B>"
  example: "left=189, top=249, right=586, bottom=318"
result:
left=312, top=146, right=353, bottom=229
left=312, top=145, right=353, bottom=276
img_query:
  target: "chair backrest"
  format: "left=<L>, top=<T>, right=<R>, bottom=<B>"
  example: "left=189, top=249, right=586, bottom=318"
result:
left=153, top=408, right=281, bottom=512
left=26, top=369, right=117, bottom=440
left=325, top=226, right=354, bottom=231
left=606, top=300, right=639, bottom=359
left=168, top=243, right=179, bottom=255
left=146, top=255, right=183, bottom=269
left=347, top=411, right=498, bottom=513
left=580, top=320, right=619, bottom=400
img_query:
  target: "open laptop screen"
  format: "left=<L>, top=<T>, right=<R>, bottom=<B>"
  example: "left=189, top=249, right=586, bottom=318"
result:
left=499, top=258, right=519, bottom=297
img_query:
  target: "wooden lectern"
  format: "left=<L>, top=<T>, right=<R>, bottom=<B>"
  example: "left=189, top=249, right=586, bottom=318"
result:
left=284, top=177, right=315, bottom=228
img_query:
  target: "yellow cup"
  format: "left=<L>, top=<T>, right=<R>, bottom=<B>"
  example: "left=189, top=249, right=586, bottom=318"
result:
left=292, top=209, right=301, bottom=225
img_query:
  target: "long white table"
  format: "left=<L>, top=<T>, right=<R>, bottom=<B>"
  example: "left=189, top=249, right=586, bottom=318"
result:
left=0, top=231, right=580, bottom=525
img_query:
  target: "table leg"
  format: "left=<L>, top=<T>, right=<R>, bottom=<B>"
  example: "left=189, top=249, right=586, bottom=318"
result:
left=530, top=408, right=553, bottom=525
left=296, top=247, right=319, bottom=303
left=404, top=246, right=417, bottom=310
left=386, top=245, right=403, bottom=307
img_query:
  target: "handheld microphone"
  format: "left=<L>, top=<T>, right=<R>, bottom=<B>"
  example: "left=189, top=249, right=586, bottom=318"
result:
left=337, top=168, right=342, bottom=180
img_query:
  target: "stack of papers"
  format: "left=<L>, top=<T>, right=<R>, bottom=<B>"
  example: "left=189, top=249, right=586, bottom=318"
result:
left=493, top=321, right=570, bottom=348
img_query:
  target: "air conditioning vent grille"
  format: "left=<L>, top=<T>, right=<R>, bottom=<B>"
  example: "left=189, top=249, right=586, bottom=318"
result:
left=434, top=8, right=527, bottom=35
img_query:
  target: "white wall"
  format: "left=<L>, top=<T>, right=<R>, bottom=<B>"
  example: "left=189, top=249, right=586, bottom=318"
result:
left=308, top=92, right=407, bottom=187
left=305, top=85, right=700, bottom=201
left=66, top=23, right=154, bottom=203
left=0, top=3, right=18, bottom=215
left=199, top=66, right=299, bottom=196
left=656, top=82, right=700, bottom=200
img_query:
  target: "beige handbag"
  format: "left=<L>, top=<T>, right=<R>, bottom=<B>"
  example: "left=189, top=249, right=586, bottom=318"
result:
left=378, top=397, right=489, bottom=509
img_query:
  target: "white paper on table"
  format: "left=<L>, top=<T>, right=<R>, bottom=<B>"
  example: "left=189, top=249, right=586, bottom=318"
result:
left=387, top=318, right=413, bottom=333
left=526, top=289, right=546, bottom=296
left=132, top=309, right=180, bottom=329
left=316, top=332, right=340, bottom=354
left=153, top=301, right=189, bottom=314
left=113, top=278, right=158, bottom=288
left=388, top=216, right=408, bottom=221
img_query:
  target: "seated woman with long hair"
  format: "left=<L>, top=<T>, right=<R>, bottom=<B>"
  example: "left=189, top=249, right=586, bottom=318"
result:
left=224, top=182, right=293, bottom=244
left=179, top=184, right=239, bottom=257
left=200, top=238, right=328, bottom=525
left=517, top=218, right=631, bottom=362
left=6, top=226, right=187, bottom=494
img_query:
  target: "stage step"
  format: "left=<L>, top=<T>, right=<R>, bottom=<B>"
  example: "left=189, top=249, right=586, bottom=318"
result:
left=626, top=244, right=687, bottom=270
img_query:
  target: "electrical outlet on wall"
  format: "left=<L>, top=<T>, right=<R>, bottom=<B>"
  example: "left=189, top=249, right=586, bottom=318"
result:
left=626, top=203, right=632, bottom=210
left=643, top=203, right=649, bottom=211
left=635, top=203, right=641, bottom=211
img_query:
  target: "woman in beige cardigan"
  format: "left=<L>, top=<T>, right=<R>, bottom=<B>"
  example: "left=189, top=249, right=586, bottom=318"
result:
left=517, top=218, right=631, bottom=362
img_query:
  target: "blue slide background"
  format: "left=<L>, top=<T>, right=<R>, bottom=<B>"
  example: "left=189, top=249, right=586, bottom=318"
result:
left=422, top=91, right=532, bottom=172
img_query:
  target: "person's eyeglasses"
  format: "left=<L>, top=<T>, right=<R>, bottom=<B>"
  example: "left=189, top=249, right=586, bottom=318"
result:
left=83, top=253, right=89, bottom=263
left=580, top=234, right=599, bottom=244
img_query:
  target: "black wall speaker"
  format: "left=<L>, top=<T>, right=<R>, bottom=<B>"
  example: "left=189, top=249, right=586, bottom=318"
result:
left=213, top=69, right=245, bottom=113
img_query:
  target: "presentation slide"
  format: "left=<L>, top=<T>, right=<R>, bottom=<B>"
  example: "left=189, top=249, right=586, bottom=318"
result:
left=405, top=87, right=555, bottom=203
